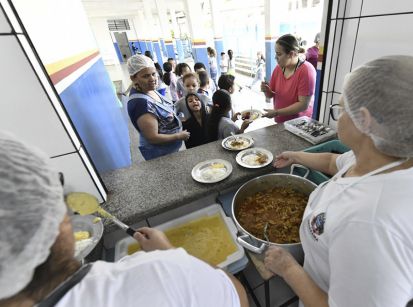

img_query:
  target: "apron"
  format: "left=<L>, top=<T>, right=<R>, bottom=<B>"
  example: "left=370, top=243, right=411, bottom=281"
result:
left=128, top=92, right=182, bottom=160
left=35, top=264, right=92, bottom=307
left=302, top=157, right=408, bottom=245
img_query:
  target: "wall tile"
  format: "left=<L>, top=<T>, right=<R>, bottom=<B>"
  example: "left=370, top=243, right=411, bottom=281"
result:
left=352, top=14, right=413, bottom=69
left=362, top=0, right=413, bottom=16
left=343, top=0, right=363, bottom=17
left=49, top=151, right=104, bottom=203
left=333, top=19, right=359, bottom=93
left=323, top=20, right=342, bottom=92
left=0, top=5, right=11, bottom=33
left=0, top=36, right=76, bottom=156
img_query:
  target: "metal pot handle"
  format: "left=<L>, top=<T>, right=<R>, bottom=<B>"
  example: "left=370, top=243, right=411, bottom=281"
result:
left=237, top=235, right=266, bottom=254
left=290, top=164, right=310, bottom=178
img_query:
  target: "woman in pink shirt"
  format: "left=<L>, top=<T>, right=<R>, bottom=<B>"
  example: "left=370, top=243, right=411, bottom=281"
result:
left=261, top=34, right=316, bottom=123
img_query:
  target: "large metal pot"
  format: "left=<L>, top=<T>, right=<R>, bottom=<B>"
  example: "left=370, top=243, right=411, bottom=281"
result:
left=232, top=165, right=317, bottom=260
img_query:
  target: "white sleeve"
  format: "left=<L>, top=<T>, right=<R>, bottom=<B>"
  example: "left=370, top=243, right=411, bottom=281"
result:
left=335, top=150, right=355, bottom=171
left=328, top=222, right=413, bottom=307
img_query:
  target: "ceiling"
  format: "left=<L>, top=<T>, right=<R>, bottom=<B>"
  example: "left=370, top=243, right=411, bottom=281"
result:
left=81, top=0, right=185, bottom=18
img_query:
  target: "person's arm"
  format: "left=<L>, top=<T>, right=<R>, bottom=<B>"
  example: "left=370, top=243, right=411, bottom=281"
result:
left=137, top=113, right=189, bottom=144
left=274, top=151, right=339, bottom=176
left=264, top=246, right=328, bottom=307
left=264, top=95, right=312, bottom=118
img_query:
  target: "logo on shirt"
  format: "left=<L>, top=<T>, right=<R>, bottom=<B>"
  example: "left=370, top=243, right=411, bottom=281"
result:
left=308, top=212, right=326, bottom=241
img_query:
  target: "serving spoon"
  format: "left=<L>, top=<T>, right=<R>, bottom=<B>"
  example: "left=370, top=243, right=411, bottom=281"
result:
left=66, top=192, right=136, bottom=237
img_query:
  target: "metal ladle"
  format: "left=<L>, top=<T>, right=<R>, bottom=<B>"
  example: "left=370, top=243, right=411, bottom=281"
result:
left=66, top=192, right=136, bottom=237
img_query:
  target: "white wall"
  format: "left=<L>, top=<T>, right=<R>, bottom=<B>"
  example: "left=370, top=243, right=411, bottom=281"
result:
left=89, top=17, right=120, bottom=65
left=0, top=0, right=106, bottom=202
left=319, top=0, right=413, bottom=128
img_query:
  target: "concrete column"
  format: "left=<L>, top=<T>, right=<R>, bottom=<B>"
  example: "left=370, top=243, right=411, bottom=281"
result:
left=155, top=0, right=171, bottom=58
left=169, top=8, right=184, bottom=62
left=143, top=0, right=162, bottom=64
left=209, top=0, right=224, bottom=74
left=132, top=12, right=147, bottom=54
left=183, top=0, right=209, bottom=70
left=264, top=0, right=282, bottom=82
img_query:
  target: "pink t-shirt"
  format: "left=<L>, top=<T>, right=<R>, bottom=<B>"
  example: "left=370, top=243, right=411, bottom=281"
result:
left=269, top=61, right=316, bottom=123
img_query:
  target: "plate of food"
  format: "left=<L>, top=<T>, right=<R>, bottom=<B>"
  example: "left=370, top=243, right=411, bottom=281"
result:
left=222, top=135, right=254, bottom=151
left=191, top=159, right=233, bottom=183
left=71, top=214, right=104, bottom=260
left=236, top=148, right=273, bottom=168
left=240, top=109, right=262, bottom=121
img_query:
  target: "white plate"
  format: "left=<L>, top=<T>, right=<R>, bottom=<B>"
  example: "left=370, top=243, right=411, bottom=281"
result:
left=236, top=148, right=274, bottom=168
left=240, top=109, right=262, bottom=121
left=191, top=159, right=233, bottom=183
left=71, top=214, right=103, bottom=260
left=222, top=135, right=254, bottom=151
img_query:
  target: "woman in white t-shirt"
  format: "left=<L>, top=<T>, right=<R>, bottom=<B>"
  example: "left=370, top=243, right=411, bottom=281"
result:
left=264, top=56, right=413, bottom=307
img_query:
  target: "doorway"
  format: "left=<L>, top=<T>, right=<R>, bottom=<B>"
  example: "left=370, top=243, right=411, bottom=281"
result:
left=114, top=32, right=132, bottom=62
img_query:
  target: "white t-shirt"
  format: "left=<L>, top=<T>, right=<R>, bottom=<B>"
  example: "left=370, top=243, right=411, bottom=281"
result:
left=56, top=248, right=240, bottom=307
left=300, top=151, right=413, bottom=307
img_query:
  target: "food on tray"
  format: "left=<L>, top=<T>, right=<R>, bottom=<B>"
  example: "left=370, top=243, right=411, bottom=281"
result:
left=211, top=163, right=225, bottom=169
left=74, top=231, right=90, bottom=241
left=242, top=153, right=268, bottom=166
left=66, top=192, right=98, bottom=215
left=126, top=214, right=238, bottom=266
left=236, top=187, right=308, bottom=244
left=201, top=166, right=227, bottom=181
left=230, top=139, right=245, bottom=148
left=241, top=110, right=260, bottom=121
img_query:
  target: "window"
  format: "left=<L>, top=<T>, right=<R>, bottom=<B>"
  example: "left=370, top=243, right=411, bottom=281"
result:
left=107, top=19, right=130, bottom=31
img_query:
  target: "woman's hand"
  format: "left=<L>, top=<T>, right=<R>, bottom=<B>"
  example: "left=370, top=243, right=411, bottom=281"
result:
left=262, top=108, right=278, bottom=118
left=133, top=227, right=173, bottom=252
left=264, top=246, right=299, bottom=278
left=177, top=130, right=190, bottom=141
left=273, top=151, right=297, bottom=168
left=232, top=112, right=241, bottom=122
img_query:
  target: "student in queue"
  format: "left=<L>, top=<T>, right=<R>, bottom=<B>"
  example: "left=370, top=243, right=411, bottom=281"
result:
left=126, top=55, right=189, bottom=160
left=261, top=34, right=316, bottom=123
left=175, top=62, right=192, bottom=98
left=0, top=131, right=249, bottom=307
left=182, top=93, right=209, bottom=149
left=264, top=56, right=413, bottom=307
left=207, top=89, right=250, bottom=141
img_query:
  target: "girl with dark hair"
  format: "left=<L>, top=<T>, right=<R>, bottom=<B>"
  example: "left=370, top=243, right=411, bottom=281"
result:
left=261, top=33, right=316, bottom=123
left=182, top=93, right=209, bottom=149
left=154, top=62, right=167, bottom=96
left=206, top=90, right=250, bottom=141
left=175, top=62, right=192, bottom=98
left=163, top=62, right=178, bottom=102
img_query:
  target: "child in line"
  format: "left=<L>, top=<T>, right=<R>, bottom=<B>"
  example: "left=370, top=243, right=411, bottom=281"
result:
left=197, top=71, right=212, bottom=107
left=194, top=62, right=217, bottom=95
left=206, top=89, right=250, bottom=141
left=163, top=62, right=178, bottom=103
left=220, top=52, right=228, bottom=75
left=175, top=63, right=192, bottom=98
left=247, top=51, right=265, bottom=90
left=174, top=73, right=209, bottom=120
left=182, top=93, right=209, bottom=149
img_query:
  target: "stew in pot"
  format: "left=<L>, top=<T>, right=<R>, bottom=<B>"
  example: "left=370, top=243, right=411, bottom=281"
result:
left=236, top=187, right=308, bottom=244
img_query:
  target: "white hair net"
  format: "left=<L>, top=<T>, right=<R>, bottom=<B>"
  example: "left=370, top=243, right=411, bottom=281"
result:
left=0, top=131, right=66, bottom=299
left=342, top=55, right=413, bottom=158
left=127, top=54, right=155, bottom=76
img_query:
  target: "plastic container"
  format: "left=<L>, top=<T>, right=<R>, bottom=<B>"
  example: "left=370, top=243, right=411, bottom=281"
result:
left=291, top=140, right=350, bottom=184
left=114, top=204, right=245, bottom=269
left=284, top=116, right=336, bottom=144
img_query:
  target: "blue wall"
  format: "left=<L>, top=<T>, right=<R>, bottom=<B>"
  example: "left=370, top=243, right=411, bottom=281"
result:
left=113, top=42, right=123, bottom=62
left=59, top=59, right=131, bottom=173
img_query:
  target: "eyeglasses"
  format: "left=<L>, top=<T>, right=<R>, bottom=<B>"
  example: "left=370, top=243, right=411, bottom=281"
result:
left=329, top=104, right=344, bottom=121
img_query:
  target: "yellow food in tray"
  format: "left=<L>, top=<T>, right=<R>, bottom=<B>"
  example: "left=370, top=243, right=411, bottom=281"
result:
left=74, top=231, right=90, bottom=241
left=127, top=214, right=237, bottom=266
